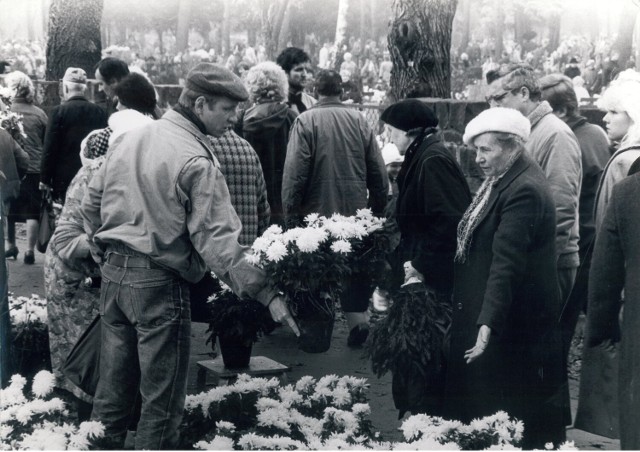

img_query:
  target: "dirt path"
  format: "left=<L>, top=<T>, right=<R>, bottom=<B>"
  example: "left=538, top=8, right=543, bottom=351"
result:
left=6, top=233, right=619, bottom=449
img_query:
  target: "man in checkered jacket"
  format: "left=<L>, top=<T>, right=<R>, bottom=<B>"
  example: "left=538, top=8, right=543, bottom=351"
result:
left=207, top=131, right=270, bottom=246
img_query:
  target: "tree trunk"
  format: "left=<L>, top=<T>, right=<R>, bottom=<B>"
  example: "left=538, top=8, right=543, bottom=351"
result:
left=45, top=0, right=104, bottom=81
left=458, top=0, right=471, bottom=53
left=547, top=12, right=561, bottom=52
left=388, top=0, right=457, bottom=100
left=222, top=0, right=231, bottom=56
left=261, top=0, right=291, bottom=60
left=613, top=1, right=638, bottom=68
left=360, top=0, right=366, bottom=44
left=334, top=0, right=349, bottom=47
left=26, top=0, right=36, bottom=42
left=370, top=0, right=376, bottom=40
left=176, top=0, right=192, bottom=53
left=493, top=5, right=504, bottom=60
left=277, top=1, right=293, bottom=51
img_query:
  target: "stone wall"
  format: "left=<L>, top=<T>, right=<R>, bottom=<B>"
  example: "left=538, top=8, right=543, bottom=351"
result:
left=30, top=81, right=607, bottom=194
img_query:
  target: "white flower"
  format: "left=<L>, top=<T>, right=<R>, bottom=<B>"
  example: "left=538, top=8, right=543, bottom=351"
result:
left=330, top=240, right=352, bottom=254
left=266, top=240, right=288, bottom=262
left=195, top=436, right=235, bottom=450
left=263, top=224, right=284, bottom=239
left=251, top=236, right=272, bottom=253
left=31, top=371, right=56, bottom=398
left=245, top=252, right=261, bottom=266
left=77, top=421, right=105, bottom=439
left=558, top=440, right=578, bottom=450
left=282, top=227, right=304, bottom=244
left=294, top=376, right=316, bottom=393
left=304, top=213, right=321, bottom=225
left=295, top=227, right=328, bottom=252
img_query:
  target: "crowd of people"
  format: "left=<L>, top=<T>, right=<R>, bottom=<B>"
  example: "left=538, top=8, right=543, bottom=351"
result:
left=1, top=41, right=640, bottom=451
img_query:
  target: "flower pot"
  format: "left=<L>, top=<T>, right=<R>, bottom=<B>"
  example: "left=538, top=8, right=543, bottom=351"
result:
left=297, top=317, right=335, bottom=353
left=218, top=336, right=253, bottom=369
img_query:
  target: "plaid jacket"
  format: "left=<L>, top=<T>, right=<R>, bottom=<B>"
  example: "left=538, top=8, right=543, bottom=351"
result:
left=208, top=131, right=270, bottom=246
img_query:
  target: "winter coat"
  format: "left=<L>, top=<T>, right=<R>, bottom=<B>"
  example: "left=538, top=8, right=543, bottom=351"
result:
left=444, top=154, right=566, bottom=449
left=239, top=102, right=297, bottom=226
left=281, top=99, right=388, bottom=226
left=10, top=98, right=47, bottom=174
left=40, top=95, right=107, bottom=198
left=393, top=133, right=471, bottom=294
left=583, top=173, right=640, bottom=450
left=0, top=128, right=28, bottom=203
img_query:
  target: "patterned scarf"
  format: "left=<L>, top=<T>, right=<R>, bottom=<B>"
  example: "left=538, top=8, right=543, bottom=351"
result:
left=455, top=149, right=523, bottom=263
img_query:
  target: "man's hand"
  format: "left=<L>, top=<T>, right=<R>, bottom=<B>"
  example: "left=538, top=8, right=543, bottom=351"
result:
left=268, top=295, right=300, bottom=337
left=464, top=324, right=491, bottom=364
left=39, top=182, right=51, bottom=192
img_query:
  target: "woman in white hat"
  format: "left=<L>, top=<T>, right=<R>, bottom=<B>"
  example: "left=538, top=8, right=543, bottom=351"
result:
left=443, top=107, right=566, bottom=449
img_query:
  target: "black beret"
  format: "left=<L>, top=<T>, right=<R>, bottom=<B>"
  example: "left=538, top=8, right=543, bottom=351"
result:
left=380, top=99, right=438, bottom=132
left=184, top=63, right=249, bottom=101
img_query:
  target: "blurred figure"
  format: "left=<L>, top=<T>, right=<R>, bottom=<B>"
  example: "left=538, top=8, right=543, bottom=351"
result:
left=45, top=72, right=157, bottom=421
left=276, top=47, right=316, bottom=114
left=445, top=108, right=565, bottom=449
left=572, top=76, right=590, bottom=103
left=583, top=59, right=598, bottom=95
left=4, top=71, right=47, bottom=264
left=340, top=52, right=358, bottom=79
left=40, top=68, right=108, bottom=202
left=564, top=57, right=581, bottom=79
left=318, top=42, right=331, bottom=69
left=586, top=171, right=640, bottom=451
left=339, top=69, right=362, bottom=104
left=239, top=62, right=297, bottom=227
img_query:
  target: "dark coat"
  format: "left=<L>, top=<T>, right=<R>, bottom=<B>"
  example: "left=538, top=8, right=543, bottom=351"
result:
left=0, top=128, right=29, bottom=203
left=586, top=173, right=640, bottom=450
left=394, top=133, right=471, bottom=293
left=444, top=154, right=566, bottom=449
left=239, top=102, right=297, bottom=226
left=40, top=95, right=107, bottom=198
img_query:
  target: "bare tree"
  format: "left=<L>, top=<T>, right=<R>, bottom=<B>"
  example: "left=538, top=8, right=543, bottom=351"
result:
left=388, top=0, right=458, bottom=99
left=457, top=0, right=471, bottom=54
left=45, top=0, right=104, bottom=81
left=261, top=0, right=291, bottom=60
left=176, top=0, right=193, bottom=53
left=613, top=1, right=639, bottom=68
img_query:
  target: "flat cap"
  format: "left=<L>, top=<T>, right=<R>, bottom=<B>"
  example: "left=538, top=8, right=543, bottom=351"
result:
left=380, top=99, right=438, bottom=132
left=185, top=63, right=248, bottom=101
left=63, top=67, right=87, bottom=84
left=463, top=107, right=530, bottom=145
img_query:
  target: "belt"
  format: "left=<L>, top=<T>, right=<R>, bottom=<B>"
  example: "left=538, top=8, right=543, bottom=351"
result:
left=106, top=253, right=163, bottom=269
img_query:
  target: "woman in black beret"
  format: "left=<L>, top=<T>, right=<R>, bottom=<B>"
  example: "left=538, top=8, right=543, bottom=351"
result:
left=371, top=99, right=471, bottom=418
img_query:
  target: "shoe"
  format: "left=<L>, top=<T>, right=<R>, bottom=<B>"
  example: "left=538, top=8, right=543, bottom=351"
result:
left=23, top=251, right=35, bottom=265
left=347, top=324, right=370, bottom=347
left=5, top=246, right=18, bottom=260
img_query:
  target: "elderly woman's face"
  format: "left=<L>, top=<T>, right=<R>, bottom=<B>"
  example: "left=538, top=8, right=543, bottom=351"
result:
left=387, top=124, right=413, bottom=154
left=473, top=133, right=514, bottom=177
left=603, top=109, right=633, bottom=142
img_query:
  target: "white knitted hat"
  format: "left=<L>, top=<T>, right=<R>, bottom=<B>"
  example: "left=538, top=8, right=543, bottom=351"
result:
left=463, top=107, right=531, bottom=145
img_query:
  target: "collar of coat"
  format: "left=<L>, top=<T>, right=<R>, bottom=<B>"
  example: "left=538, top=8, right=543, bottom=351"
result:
left=527, top=100, right=553, bottom=129
left=161, top=109, right=220, bottom=167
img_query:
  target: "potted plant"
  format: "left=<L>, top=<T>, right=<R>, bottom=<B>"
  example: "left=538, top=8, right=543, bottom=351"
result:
left=247, top=209, right=385, bottom=353
left=8, top=294, right=51, bottom=380
left=204, top=275, right=275, bottom=369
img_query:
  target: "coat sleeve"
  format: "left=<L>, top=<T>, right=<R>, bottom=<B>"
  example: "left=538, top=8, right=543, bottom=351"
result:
left=53, top=172, right=92, bottom=262
left=364, top=127, right=389, bottom=217
left=255, top=155, right=271, bottom=237
left=410, top=156, right=470, bottom=280
left=11, top=138, right=29, bottom=174
left=540, top=129, right=582, bottom=260
left=178, top=157, right=276, bottom=307
left=40, top=107, right=61, bottom=185
left=585, top=188, right=625, bottom=347
left=476, top=183, right=546, bottom=336
left=281, top=118, right=312, bottom=227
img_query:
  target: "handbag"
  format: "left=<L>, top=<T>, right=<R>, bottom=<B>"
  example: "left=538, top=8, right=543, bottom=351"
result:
left=61, top=315, right=101, bottom=396
left=36, top=191, right=55, bottom=253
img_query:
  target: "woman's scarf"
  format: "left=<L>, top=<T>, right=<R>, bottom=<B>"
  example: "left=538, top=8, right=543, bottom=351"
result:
left=455, top=149, right=523, bottom=264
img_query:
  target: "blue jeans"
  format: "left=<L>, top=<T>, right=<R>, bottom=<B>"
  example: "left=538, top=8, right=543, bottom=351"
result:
left=91, top=251, right=191, bottom=450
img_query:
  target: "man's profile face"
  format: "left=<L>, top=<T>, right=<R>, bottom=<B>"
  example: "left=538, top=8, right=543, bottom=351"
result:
left=95, top=68, right=117, bottom=99
left=198, top=96, right=239, bottom=137
left=288, top=61, right=313, bottom=91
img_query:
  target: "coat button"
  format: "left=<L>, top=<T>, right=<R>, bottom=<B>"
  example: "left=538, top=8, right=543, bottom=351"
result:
left=457, top=303, right=463, bottom=310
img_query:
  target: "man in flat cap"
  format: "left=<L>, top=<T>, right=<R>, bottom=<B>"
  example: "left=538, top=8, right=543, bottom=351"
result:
left=282, top=69, right=388, bottom=347
left=40, top=67, right=107, bottom=202
left=81, top=63, right=299, bottom=450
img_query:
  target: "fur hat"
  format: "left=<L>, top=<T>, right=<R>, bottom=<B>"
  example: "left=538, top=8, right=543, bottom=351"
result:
left=380, top=99, right=438, bottom=132
left=62, top=67, right=87, bottom=84
left=463, top=107, right=531, bottom=145
left=185, top=63, right=248, bottom=101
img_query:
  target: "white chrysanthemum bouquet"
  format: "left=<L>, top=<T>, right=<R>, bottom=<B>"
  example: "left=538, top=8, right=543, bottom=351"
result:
left=8, top=295, right=50, bottom=380
left=246, top=209, right=385, bottom=319
left=0, top=371, right=104, bottom=450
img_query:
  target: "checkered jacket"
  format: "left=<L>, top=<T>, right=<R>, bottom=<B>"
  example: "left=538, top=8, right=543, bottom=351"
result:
left=207, top=131, right=270, bottom=246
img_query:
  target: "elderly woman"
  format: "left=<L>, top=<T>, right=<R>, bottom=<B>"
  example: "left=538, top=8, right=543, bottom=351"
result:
left=375, top=99, right=470, bottom=416
left=4, top=71, right=48, bottom=264
left=44, top=72, right=157, bottom=419
left=444, top=108, right=565, bottom=449
left=594, top=69, right=640, bottom=234
left=238, top=61, right=297, bottom=226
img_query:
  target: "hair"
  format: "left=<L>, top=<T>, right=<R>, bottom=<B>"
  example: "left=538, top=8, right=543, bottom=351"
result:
left=95, top=57, right=130, bottom=84
left=5, top=71, right=35, bottom=103
left=539, top=73, right=578, bottom=117
left=64, top=80, right=87, bottom=95
left=114, top=72, right=157, bottom=116
left=243, top=61, right=289, bottom=103
left=314, top=70, right=342, bottom=97
left=276, top=47, right=311, bottom=73
left=496, top=63, right=542, bottom=102
left=178, top=89, right=217, bottom=110
left=597, top=69, right=640, bottom=146
left=490, top=131, right=526, bottom=152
